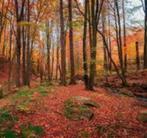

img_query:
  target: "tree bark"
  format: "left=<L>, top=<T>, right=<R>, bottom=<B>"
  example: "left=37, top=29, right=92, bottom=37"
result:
left=144, top=0, right=147, bottom=68
left=122, top=0, right=127, bottom=71
left=26, top=0, right=31, bottom=86
left=46, top=21, right=51, bottom=81
left=114, top=0, right=127, bottom=86
left=60, top=0, right=66, bottom=85
left=89, top=0, right=98, bottom=90
left=83, top=0, right=89, bottom=89
left=14, top=0, right=26, bottom=87
left=68, top=0, right=75, bottom=84
left=136, top=41, right=140, bottom=70
left=8, top=24, right=12, bottom=90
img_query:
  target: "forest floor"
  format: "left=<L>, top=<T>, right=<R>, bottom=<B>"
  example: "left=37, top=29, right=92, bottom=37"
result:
left=0, top=58, right=147, bottom=137
left=0, top=83, right=147, bottom=138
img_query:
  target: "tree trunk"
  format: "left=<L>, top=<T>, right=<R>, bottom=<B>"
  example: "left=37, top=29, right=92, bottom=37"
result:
left=26, top=0, right=31, bottom=86
left=89, top=1, right=97, bottom=90
left=114, top=0, right=127, bottom=86
left=46, top=21, right=51, bottom=81
left=22, top=26, right=27, bottom=85
left=14, top=0, right=26, bottom=87
left=136, top=41, right=140, bottom=70
left=122, top=0, right=127, bottom=71
left=8, top=24, right=12, bottom=90
left=144, top=0, right=147, bottom=68
left=56, top=45, right=60, bottom=80
left=51, top=44, right=55, bottom=80
left=102, top=6, right=108, bottom=82
left=60, top=0, right=66, bottom=85
left=15, top=22, right=21, bottom=87
left=68, top=0, right=75, bottom=84
left=83, top=0, right=89, bottom=89
left=108, top=10, right=112, bottom=73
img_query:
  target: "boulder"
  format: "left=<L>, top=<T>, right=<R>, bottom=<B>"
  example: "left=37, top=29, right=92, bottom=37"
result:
left=73, top=96, right=100, bottom=108
left=64, top=96, right=100, bottom=121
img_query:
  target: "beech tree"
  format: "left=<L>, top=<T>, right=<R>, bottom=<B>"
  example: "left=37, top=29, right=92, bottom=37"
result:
left=83, top=0, right=89, bottom=89
left=14, top=0, right=26, bottom=87
left=60, top=0, right=66, bottom=85
left=68, top=0, right=75, bottom=84
left=144, top=0, right=147, bottom=68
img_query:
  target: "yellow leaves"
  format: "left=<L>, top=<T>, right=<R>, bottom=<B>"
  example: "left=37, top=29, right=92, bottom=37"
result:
left=72, top=20, right=83, bottom=28
left=18, top=21, right=43, bottom=29
left=18, top=21, right=32, bottom=27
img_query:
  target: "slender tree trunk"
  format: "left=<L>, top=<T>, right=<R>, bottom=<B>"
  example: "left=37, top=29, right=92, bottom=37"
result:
left=89, top=1, right=97, bottom=90
left=97, top=29, right=128, bottom=86
left=122, top=0, right=127, bottom=71
left=115, top=0, right=123, bottom=71
left=83, top=0, right=89, bottom=89
left=56, top=45, right=60, bottom=80
left=144, top=0, right=147, bottom=68
left=114, top=0, right=127, bottom=86
left=68, top=0, right=75, bottom=84
left=108, top=11, right=112, bottom=73
left=0, top=0, right=5, bottom=47
left=102, top=7, right=108, bottom=82
left=60, top=0, right=66, bottom=85
left=51, top=44, right=55, bottom=80
left=56, top=28, right=60, bottom=80
left=8, top=24, right=12, bottom=90
left=14, top=0, right=26, bottom=87
left=15, top=22, right=21, bottom=87
left=2, top=29, right=6, bottom=56
left=22, top=26, right=26, bottom=85
left=22, top=7, right=26, bottom=85
left=136, top=41, right=140, bottom=70
left=26, top=0, right=31, bottom=86
left=46, top=21, right=51, bottom=81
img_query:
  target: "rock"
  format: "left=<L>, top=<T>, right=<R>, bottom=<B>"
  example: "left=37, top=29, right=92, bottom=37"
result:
left=73, top=96, right=90, bottom=101
left=80, top=110, right=94, bottom=120
left=72, top=96, right=99, bottom=108
left=64, top=96, right=100, bottom=121
left=138, top=110, right=147, bottom=123
left=83, top=100, right=100, bottom=108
